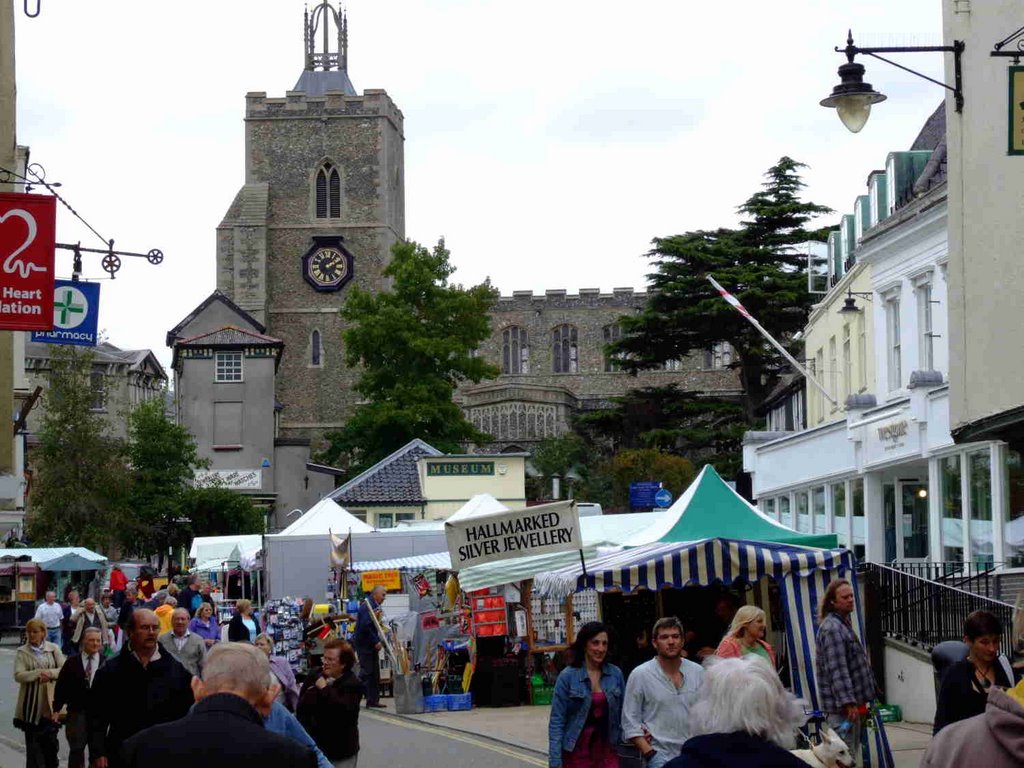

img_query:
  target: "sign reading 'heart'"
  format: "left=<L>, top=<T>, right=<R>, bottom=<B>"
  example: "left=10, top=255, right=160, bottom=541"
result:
left=0, top=192, right=56, bottom=331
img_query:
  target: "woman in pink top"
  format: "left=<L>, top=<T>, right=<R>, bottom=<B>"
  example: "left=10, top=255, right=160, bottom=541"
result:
left=714, top=606, right=776, bottom=668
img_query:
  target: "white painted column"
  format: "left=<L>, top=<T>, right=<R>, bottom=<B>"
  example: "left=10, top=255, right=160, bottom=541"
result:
left=991, top=442, right=1007, bottom=565
left=864, top=471, right=886, bottom=562
left=927, top=456, right=943, bottom=562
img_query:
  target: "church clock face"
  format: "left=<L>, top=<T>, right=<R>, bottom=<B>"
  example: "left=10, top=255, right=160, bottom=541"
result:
left=301, top=239, right=354, bottom=292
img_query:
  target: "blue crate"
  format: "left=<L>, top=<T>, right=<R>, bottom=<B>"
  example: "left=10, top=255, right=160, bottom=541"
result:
left=447, top=692, right=472, bottom=711
left=424, top=694, right=448, bottom=712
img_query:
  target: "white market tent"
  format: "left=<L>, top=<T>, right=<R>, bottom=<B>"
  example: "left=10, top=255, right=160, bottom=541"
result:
left=0, top=547, right=106, bottom=565
left=445, top=493, right=509, bottom=523
left=278, top=497, right=374, bottom=536
left=190, top=535, right=264, bottom=572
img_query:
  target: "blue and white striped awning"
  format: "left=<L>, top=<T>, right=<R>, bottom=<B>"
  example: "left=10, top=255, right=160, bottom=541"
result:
left=351, top=551, right=452, bottom=572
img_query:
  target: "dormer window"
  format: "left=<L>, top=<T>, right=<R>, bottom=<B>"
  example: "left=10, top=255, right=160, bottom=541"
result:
left=315, top=161, right=342, bottom=219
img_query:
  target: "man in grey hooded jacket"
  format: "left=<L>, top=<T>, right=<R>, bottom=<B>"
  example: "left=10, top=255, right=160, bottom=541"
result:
left=921, top=679, right=1024, bottom=768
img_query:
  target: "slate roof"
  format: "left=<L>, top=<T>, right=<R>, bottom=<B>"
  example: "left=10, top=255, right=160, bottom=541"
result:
left=176, top=326, right=283, bottom=348
left=293, top=69, right=357, bottom=97
left=25, top=341, right=168, bottom=380
left=329, top=439, right=442, bottom=506
left=909, top=102, right=947, bottom=195
left=165, top=290, right=266, bottom=347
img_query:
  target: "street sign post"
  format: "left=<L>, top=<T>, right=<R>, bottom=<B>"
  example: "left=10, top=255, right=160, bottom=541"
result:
left=0, top=193, right=56, bottom=331
left=654, top=488, right=673, bottom=508
left=31, top=280, right=101, bottom=347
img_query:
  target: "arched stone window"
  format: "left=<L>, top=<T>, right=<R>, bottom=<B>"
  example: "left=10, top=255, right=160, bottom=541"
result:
left=551, top=324, right=578, bottom=373
left=603, top=323, right=622, bottom=372
left=311, top=329, right=322, bottom=367
left=501, top=326, right=529, bottom=374
left=315, top=161, right=342, bottom=219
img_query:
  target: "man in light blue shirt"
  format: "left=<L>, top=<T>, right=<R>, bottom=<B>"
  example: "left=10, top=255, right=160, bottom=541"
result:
left=622, top=616, right=705, bottom=768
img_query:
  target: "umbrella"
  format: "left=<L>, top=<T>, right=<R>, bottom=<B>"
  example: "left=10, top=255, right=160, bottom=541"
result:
left=40, top=553, right=106, bottom=572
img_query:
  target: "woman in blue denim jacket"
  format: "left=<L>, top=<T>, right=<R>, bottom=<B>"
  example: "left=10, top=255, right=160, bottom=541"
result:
left=548, top=621, right=625, bottom=768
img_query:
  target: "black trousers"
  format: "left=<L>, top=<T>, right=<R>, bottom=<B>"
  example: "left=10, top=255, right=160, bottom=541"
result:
left=357, top=648, right=380, bottom=705
left=23, top=721, right=59, bottom=768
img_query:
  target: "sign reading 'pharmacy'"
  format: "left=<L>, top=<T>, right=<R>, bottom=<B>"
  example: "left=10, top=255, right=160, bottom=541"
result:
left=445, top=500, right=581, bottom=569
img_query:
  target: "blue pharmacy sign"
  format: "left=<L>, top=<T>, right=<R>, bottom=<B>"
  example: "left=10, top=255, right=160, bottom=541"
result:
left=31, top=280, right=101, bottom=347
left=629, top=481, right=663, bottom=510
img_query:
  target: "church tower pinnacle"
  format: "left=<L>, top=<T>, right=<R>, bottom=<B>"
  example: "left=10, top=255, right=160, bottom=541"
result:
left=295, top=2, right=357, bottom=96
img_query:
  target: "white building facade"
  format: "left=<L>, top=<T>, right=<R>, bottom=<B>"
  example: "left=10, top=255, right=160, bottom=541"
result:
left=745, top=114, right=1023, bottom=571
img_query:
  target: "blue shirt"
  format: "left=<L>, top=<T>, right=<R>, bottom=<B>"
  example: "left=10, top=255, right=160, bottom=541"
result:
left=264, top=701, right=331, bottom=768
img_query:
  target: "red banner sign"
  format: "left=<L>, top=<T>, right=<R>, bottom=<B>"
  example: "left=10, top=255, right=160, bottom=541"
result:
left=0, top=193, right=56, bottom=331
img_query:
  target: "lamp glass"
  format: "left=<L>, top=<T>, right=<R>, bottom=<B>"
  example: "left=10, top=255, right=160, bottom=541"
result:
left=835, top=94, right=875, bottom=133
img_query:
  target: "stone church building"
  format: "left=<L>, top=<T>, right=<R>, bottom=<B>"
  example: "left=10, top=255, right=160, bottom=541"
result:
left=170, top=3, right=740, bottom=525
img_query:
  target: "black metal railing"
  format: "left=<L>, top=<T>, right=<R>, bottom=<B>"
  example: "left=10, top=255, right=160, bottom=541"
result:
left=884, top=560, right=1004, bottom=598
left=865, top=562, right=1015, bottom=652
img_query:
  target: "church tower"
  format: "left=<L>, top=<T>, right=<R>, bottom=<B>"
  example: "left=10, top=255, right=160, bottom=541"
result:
left=217, top=2, right=405, bottom=448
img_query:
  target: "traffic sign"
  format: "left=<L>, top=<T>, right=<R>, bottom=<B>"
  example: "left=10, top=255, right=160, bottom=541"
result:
left=655, top=488, right=673, bottom=508
left=0, top=193, right=56, bottom=331
left=31, top=280, right=101, bottom=347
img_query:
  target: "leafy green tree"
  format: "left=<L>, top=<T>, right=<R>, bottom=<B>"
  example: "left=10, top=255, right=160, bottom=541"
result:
left=602, top=449, right=696, bottom=511
left=122, top=398, right=203, bottom=560
left=179, top=487, right=264, bottom=538
left=28, top=347, right=127, bottom=553
left=612, top=157, right=831, bottom=413
left=322, top=239, right=499, bottom=471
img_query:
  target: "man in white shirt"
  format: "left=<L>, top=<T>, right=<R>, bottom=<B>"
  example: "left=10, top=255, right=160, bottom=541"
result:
left=622, top=616, right=706, bottom=767
left=34, top=591, right=64, bottom=645
left=53, top=626, right=104, bottom=768
left=158, top=607, right=205, bottom=676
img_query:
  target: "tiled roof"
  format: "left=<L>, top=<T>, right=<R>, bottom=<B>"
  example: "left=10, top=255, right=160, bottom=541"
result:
left=910, top=102, right=947, bottom=195
left=329, top=439, right=442, bottom=506
left=176, top=326, right=283, bottom=347
left=166, top=290, right=266, bottom=347
left=25, top=341, right=168, bottom=380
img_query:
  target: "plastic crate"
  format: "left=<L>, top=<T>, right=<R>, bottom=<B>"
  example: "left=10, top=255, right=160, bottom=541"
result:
left=531, top=684, right=554, bottom=706
left=876, top=704, right=902, bottom=723
left=447, top=692, right=472, bottom=711
left=424, top=694, right=448, bottom=713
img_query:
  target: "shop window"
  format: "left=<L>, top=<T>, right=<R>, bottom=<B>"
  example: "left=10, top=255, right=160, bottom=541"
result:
left=968, top=448, right=993, bottom=565
left=796, top=491, right=810, bottom=533
left=502, top=326, right=529, bottom=374
left=851, top=479, right=865, bottom=560
left=885, top=295, right=901, bottom=391
left=812, top=487, right=826, bottom=533
left=779, top=496, right=792, bottom=528
left=215, top=351, right=243, bottom=382
left=1004, top=448, right=1024, bottom=567
left=552, top=324, right=578, bottom=374
left=832, top=483, right=847, bottom=548
left=940, top=454, right=963, bottom=563
left=901, top=483, right=929, bottom=560
left=760, top=498, right=775, bottom=520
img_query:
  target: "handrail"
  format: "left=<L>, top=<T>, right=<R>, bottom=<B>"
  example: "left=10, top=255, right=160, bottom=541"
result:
left=871, top=562, right=1014, bottom=604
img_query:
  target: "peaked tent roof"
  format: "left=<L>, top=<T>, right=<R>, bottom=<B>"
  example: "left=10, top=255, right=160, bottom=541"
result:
left=329, top=439, right=443, bottom=506
left=625, top=465, right=837, bottom=549
left=277, top=497, right=374, bottom=536
left=446, top=493, right=509, bottom=523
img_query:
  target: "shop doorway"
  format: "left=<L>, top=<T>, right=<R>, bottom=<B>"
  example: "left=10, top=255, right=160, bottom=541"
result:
left=883, top=478, right=930, bottom=562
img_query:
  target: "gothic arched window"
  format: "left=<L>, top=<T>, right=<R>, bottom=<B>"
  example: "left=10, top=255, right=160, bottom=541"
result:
left=551, top=324, right=578, bottom=373
left=501, top=326, right=529, bottom=374
left=311, top=329, right=322, bottom=366
left=315, top=161, right=342, bottom=219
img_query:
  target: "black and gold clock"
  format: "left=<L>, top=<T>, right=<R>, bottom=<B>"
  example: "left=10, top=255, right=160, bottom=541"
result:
left=301, top=237, right=354, bottom=292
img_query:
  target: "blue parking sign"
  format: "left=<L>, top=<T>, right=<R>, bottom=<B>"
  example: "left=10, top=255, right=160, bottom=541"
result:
left=31, top=280, right=101, bottom=347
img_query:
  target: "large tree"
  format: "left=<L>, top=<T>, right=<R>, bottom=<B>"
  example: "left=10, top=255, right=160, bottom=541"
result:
left=322, top=238, right=499, bottom=472
left=27, top=347, right=128, bottom=553
left=612, top=157, right=831, bottom=413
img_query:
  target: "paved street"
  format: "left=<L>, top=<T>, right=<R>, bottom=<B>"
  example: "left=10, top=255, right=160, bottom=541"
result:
left=0, top=647, right=542, bottom=768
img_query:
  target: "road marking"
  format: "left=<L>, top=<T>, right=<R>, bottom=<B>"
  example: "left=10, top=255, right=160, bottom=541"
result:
left=363, top=711, right=545, bottom=766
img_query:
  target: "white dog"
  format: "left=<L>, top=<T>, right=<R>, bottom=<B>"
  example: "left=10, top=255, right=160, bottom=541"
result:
left=790, top=726, right=854, bottom=768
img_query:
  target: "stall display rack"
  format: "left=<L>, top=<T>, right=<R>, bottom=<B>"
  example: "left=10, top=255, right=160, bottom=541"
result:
left=263, top=598, right=308, bottom=675
left=470, top=594, right=507, bottom=637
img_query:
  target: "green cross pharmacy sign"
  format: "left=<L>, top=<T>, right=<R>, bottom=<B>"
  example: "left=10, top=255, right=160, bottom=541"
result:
left=31, top=279, right=101, bottom=347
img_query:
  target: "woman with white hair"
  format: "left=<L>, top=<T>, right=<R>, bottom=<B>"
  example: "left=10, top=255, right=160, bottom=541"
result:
left=713, top=606, right=776, bottom=668
left=664, top=656, right=807, bottom=768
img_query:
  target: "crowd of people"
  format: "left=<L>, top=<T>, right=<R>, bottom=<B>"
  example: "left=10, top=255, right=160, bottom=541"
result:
left=14, top=573, right=368, bottom=768
left=548, top=579, right=1024, bottom=768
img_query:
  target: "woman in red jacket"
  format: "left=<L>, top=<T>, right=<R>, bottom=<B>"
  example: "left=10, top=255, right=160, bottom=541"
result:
left=714, top=606, right=776, bottom=668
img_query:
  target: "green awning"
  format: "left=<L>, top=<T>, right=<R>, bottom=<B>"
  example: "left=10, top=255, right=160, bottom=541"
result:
left=626, top=465, right=838, bottom=549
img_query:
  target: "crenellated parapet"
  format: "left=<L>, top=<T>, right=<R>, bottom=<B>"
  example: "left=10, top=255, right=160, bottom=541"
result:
left=245, top=89, right=404, bottom=132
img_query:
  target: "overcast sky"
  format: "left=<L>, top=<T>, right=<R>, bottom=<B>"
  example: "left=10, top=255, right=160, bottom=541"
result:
left=13, top=1, right=946, bottom=370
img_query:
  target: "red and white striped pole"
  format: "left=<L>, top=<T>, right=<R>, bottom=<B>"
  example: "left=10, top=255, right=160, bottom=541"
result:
left=706, top=274, right=837, bottom=407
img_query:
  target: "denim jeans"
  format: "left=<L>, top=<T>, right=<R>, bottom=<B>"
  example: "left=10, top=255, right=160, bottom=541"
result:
left=45, top=627, right=60, bottom=645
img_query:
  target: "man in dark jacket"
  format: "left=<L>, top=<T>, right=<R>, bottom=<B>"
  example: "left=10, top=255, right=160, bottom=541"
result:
left=122, top=643, right=316, bottom=768
left=116, top=588, right=138, bottom=633
left=54, top=627, right=106, bottom=768
left=177, top=575, right=200, bottom=618
left=87, top=609, right=194, bottom=768
left=353, top=586, right=386, bottom=709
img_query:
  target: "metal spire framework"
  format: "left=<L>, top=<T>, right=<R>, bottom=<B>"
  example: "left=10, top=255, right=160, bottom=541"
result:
left=304, top=1, right=348, bottom=72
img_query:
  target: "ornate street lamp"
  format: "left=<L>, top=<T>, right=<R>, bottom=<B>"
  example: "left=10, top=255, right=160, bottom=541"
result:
left=821, top=31, right=964, bottom=133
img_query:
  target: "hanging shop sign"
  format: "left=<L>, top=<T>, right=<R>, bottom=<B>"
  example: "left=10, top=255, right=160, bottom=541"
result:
left=31, top=279, right=101, bottom=346
left=445, top=500, right=582, bottom=569
left=0, top=193, right=56, bottom=331
left=1009, top=66, right=1024, bottom=155
left=360, top=569, right=402, bottom=591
